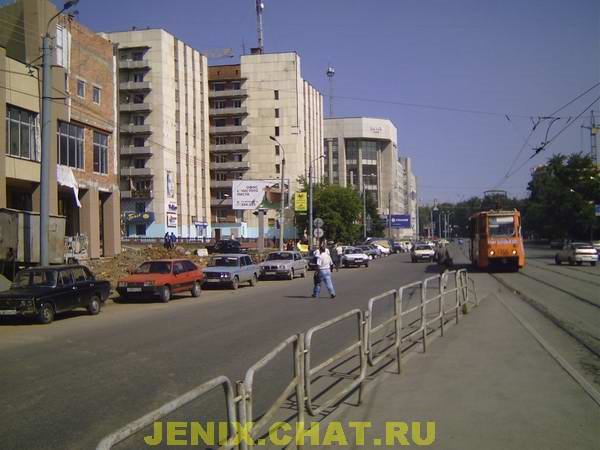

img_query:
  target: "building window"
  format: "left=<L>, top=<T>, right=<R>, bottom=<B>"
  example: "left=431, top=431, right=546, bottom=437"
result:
left=275, top=145, right=280, bottom=156
left=274, top=90, right=279, bottom=100
left=215, top=172, right=227, bottom=181
left=232, top=135, right=242, bottom=144
left=233, top=99, right=242, bottom=108
left=92, top=86, right=101, bottom=104
left=213, top=83, right=225, bottom=91
left=214, top=100, right=226, bottom=109
left=214, top=118, right=226, bottom=127
left=216, top=190, right=229, bottom=200
left=274, top=126, right=280, bottom=136
left=274, top=108, right=280, bottom=118
left=77, top=79, right=85, bottom=98
left=132, top=51, right=144, bottom=61
left=133, top=94, right=144, bottom=104
left=133, top=115, right=145, bottom=125
left=275, top=164, right=280, bottom=174
left=93, top=131, right=109, bottom=174
left=134, top=158, right=145, bottom=169
left=133, top=73, right=144, bottom=82
left=57, top=121, right=84, bottom=169
left=133, top=137, right=145, bottom=147
left=5, top=105, right=38, bottom=161
left=214, top=136, right=227, bottom=145
left=232, top=81, right=241, bottom=90
left=233, top=117, right=242, bottom=126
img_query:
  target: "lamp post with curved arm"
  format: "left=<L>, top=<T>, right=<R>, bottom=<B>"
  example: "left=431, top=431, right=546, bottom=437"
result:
left=269, top=136, right=285, bottom=250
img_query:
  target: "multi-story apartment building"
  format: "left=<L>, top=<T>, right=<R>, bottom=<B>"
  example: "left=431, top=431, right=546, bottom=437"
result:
left=208, top=52, right=323, bottom=239
left=323, top=117, right=417, bottom=238
left=0, top=0, right=120, bottom=259
left=101, top=29, right=211, bottom=238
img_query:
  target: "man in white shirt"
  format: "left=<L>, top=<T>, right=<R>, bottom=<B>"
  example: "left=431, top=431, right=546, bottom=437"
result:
left=312, top=245, right=336, bottom=298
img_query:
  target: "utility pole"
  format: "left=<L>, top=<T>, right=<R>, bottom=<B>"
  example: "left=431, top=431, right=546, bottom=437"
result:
left=582, top=110, right=598, bottom=166
left=363, top=187, right=367, bottom=240
left=309, top=163, right=314, bottom=250
left=387, top=191, right=392, bottom=239
left=326, top=66, right=335, bottom=118
left=269, top=136, right=285, bottom=250
left=40, top=0, right=79, bottom=266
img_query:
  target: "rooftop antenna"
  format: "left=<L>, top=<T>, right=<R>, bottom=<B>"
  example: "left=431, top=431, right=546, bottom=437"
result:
left=256, top=0, right=264, bottom=53
left=326, top=65, right=335, bottom=117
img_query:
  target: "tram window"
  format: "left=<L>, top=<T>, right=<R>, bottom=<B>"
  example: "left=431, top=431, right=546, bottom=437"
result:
left=488, top=216, right=515, bottom=237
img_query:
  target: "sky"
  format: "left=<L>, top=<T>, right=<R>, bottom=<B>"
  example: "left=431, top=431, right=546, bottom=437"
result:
left=58, top=0, right=600, bottom=204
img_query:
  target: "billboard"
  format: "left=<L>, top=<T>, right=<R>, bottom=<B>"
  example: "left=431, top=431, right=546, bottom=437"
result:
left=232, top=179, right=289, bottom=210
left=390, top=214, right=411, bottom=229
left=294, top=192, right=307, bottom=212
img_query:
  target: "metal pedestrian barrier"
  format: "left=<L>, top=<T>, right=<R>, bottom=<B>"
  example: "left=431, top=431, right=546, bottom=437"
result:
left=96, top=375, right=238, bottom=450
left=97, top=269, right=475, bottom=450
left=239, top=334, right=305, bottom=450
left=304, top=309, right=367, bottom=416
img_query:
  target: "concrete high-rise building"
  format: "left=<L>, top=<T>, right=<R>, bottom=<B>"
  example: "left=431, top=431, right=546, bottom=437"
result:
left=208, top=52, right=323, bottom=239
left=323, top=117, right=417, bottom=238
left=1, top=0, right=121, bottom=259
left=101, top=29, right=211, bottom=238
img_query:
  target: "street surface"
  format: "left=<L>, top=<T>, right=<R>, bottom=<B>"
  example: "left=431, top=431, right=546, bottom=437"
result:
left=0, top=252, right=436, bottom=450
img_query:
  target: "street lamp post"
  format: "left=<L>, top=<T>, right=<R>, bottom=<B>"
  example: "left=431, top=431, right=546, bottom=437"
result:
left=308, top=155, right=324, bottom=250
left=269, top=136, right=285, bottom=251
left=431, top=201, right=438, bottom=239
left=40, top=0, right=79, bottom=266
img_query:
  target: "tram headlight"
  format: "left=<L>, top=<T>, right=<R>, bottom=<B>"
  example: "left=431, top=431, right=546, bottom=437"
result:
left=489, top=250, right=495, bottom=256
left=512, top=250, right=517, bottom=255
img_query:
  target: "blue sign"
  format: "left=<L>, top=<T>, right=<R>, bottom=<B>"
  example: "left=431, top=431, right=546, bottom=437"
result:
left=596, top=204, right=600, bottom=217
left=390, top=214, right=411, bottom=229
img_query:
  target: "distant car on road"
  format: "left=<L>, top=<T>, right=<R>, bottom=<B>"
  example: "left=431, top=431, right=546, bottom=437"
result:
left=357, top=245, right=380, bottom=260
left=259, top=251, right=307, bottom=280
left=203, top=254, right=259, bottom=289
left=550, top=239, right=567, bottom=249
left=117, top=259, right=203, bottom=302
left=207, top=240, right=247, bottom=254
left=554, top=242, right=598, bottom=266
left=411, top=244, right=435, bottom=263
left=0, top=265, right=110, bottom=324
left=342, top=247, right=370, bottom=268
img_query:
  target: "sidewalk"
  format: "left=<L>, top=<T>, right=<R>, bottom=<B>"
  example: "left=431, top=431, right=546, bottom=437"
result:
left=312, top=275, right=600, bottom=449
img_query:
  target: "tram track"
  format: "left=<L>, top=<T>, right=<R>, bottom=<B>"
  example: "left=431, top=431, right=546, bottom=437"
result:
left=525, top=259, right=600, bottom=288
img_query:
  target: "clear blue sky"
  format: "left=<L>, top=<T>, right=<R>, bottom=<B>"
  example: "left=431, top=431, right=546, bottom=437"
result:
left=62, top=0, right=600, bottom=204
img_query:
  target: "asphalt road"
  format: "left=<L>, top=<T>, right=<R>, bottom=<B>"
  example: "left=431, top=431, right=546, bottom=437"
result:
left=0, top=252, right=439, bottom=450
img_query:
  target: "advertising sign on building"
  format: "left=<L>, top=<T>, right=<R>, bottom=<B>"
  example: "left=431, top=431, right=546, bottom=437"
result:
left=166, top=171, right=175, bottom=198
left=294, top=192, right=307, bottom=212
left=166, top=212, right=177, bottom=228
left=390, top=214, right=411, bottom=229
left=232, top=179, right=289, bottom=210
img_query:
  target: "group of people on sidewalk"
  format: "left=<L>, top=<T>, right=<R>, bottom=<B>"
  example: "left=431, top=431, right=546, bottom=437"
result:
left=163, top=232, right=177, bottom=250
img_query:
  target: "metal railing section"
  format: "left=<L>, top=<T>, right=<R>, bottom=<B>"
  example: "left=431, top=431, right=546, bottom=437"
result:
left=304, top=309, right=367, bottom=416
left=399, top=280, right=427, bottom=353
left=366, top=289, right=401, bottom=373
left=239, top=334, right=305, bottom=450
left=96, top=375, right=238, bottom=450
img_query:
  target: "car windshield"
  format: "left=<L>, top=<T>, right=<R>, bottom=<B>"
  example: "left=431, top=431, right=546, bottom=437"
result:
left=135, top=261, right=172, bottom=274
left=345, top=249, right=359, bottom=254
left=12, top=270, right=57, bottom=288
left=415, top=245, right=431, bottom=251
left=488, top=216, right=515, bottom=237
left=266, top=252, right=293, bottom=261
left=572, top=243, right=593, bottom=249
left=209, top=257, right=239, bottom=267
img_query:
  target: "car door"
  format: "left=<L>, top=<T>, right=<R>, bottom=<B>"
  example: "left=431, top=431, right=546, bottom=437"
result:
left=55, top=269, right=78, bottom=312
left=71, top=267, right=91, bottom=307
left=172, top=261, right=186, bottom=293
left=183, top=260, right=198, bottom=288
left=240, top=256, right=250, bottom=281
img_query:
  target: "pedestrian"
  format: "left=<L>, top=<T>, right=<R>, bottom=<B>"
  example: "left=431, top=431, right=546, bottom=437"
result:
left=164, top=233, right=170, bottom=250
left=312, top=244, right=336, bottom=299
left=170, top=232, right=177, bottom=249
left=333, top=242, right=343, bottom=272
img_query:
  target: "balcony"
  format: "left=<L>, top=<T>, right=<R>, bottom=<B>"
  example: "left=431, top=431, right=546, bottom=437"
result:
left=120, top=145, right=152, bottom=156
left=121, top=124, right=153, bottom=134
left=120, top=167, right=154, bottom=177
left=209, top=143, right=250, bottom=153
left=120, top=59, right=150, bottom=70
left=209, top=106, right=248, bottom=116
left=119, top=102, right=151, bottom=112
left=121, top=189, right=153, bottom=199
left=210, top=198, right=233, bottom=206
left=209, top=89, right=248, bottom=99
left=120, top=81, right=152, bottom=91
left=210, top=180, right=233, bottom=188
left=209, top=161, right=250, bottom=171
left=209, top=125, right=249, bottom=135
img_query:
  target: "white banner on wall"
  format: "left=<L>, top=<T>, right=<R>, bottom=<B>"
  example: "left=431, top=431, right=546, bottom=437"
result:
left=232, top=179, right=289, bottom=210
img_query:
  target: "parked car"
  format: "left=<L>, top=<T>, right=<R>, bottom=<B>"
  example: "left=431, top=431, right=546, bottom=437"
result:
left=357, top=245, right=380, bottom=260
left=0, top=265, right=110, bottom=324
left=411, top=244, right=436, bottom=263
left=259, top=251, right=307, bottom=280
left=117, top=259, right=203, bottom=302
left=342, top=247, right=370, bottom=268
left=554, top=242, right=598, bottom=266
left=207, top=240, right=247, bottom=254
left=592, top=240, right=600, bottom=256
left=202, top=254, right=260, bottom=289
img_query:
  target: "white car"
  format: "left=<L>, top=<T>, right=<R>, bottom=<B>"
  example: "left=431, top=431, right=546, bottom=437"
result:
left=342, top=247, right=370, bottom=268
left=374, top=244, right=391, bottom=256
left=555, top=242, right=598, bottom=266
left=411, top=244, right=435, bottom=263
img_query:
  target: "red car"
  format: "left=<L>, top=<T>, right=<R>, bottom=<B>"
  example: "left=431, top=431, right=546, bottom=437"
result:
left=116, top=259, right=203, bottom=302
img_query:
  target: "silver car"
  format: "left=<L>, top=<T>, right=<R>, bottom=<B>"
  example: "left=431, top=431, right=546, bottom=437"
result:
left=202, top=254, right=260, bottom=290
left=259, top=251, right=308, bottom=280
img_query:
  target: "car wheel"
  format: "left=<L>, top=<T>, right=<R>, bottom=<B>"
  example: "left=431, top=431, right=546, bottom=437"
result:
left=37, top=303, right=54, bottom=324
left=159, top=285, right=171, bottom=303
left=231, top=276, right=239, bottom=290
left=249, top=274, right=258, bottom=286
left=288, top=269, right=294, bottom=280
left=300, top=269, right=306, bottom=278
left=555, top=255, right=561, bottom=265
left=87, top=295, right=101, bottom=315
left=568, top=258, right=575, bottom=266
left=191, top=281, right=201, bottom=297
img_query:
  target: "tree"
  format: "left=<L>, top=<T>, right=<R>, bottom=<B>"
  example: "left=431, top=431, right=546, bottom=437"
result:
left=365, top=192, right=385, bottom=238
left=525, top=153, right=600, bottom=240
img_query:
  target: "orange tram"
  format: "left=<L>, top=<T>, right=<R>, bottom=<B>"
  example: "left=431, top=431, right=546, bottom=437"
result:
left=469, top=210, right=525, bottom=271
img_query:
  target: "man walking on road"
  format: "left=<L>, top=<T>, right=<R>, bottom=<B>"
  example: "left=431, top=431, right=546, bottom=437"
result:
left=312, top=244, right=336, bottom=299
